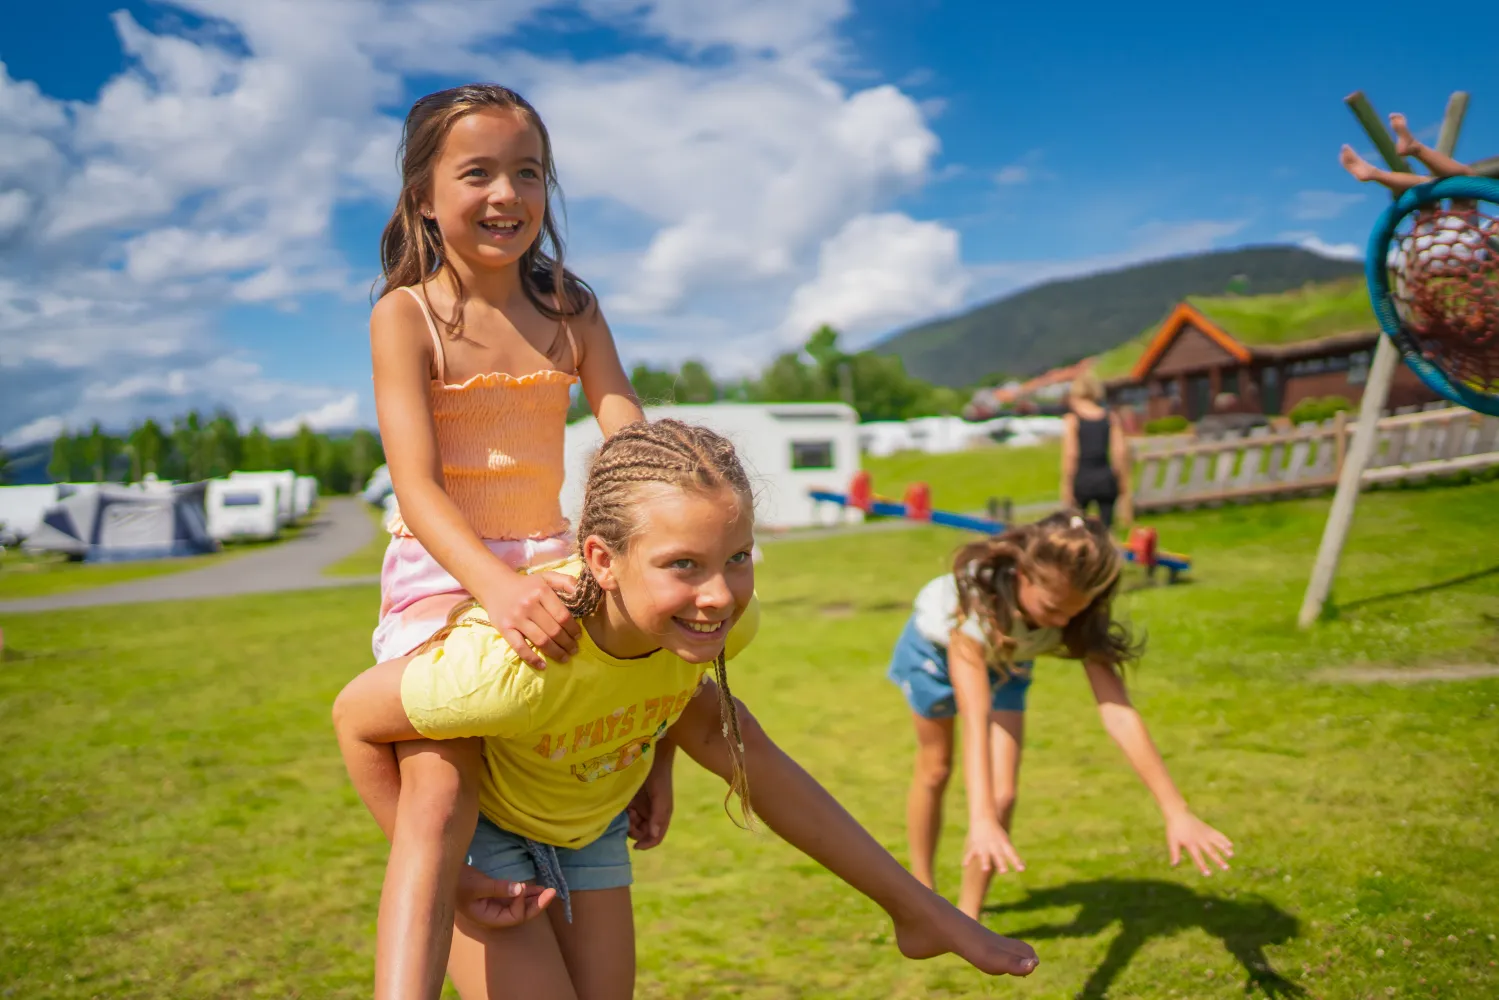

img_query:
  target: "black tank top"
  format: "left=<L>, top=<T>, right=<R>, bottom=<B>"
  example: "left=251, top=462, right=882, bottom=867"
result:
left=1073, top=415, right=1118, bottom=498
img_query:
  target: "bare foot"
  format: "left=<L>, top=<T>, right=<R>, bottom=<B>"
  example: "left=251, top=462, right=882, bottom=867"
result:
left=1390, top=113, right=1421, bottom=157
left=1339, top=144, right=1378, bottom=182
left=891, top=896, right=1039, bottom=977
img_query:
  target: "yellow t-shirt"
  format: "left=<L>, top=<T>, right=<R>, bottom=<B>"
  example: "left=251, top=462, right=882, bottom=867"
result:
left=401, top=558, right=760, bottom=849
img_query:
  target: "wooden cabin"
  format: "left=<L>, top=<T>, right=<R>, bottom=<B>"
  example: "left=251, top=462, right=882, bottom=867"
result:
left=1104, top=302, right=1439, bottom=421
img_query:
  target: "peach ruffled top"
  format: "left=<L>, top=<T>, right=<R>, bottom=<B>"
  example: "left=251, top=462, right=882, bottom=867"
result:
left=387, top=286, right=579, bottom=541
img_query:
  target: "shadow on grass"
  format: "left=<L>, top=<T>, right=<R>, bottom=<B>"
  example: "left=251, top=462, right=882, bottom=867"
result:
left=1336, top=564, right=1499, bottom=613
left=985, top=879, right=1304, bottom=998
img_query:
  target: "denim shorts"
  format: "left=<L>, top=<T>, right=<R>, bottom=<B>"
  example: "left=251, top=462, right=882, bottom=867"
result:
left=886, top=616, right=1033, bottom=719
left=466, top=810, right=632, bottom=921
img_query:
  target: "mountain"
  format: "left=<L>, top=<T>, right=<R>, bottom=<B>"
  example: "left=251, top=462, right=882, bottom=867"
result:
left=875, top=246, right=1364, bottom=387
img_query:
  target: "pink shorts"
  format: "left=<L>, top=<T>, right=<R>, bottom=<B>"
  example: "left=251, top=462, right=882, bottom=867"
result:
left=371, top=533, right=575, bottom=662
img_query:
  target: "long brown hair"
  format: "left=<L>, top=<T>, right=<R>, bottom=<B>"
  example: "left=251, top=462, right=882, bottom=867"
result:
left=376, top=83, right=593, bottom=339
left=423, top=419, right=757, bottom=827
left=952, top=511, right=1141, bottom=673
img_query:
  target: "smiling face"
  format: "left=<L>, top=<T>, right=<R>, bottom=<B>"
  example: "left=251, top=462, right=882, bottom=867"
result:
left=421, top=108, right=548, bottom=270
left=584, top=485, right=756, bottom=663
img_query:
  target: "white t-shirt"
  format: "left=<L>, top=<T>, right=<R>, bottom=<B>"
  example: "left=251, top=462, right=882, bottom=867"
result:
left=911, top=573, right=1064, bottom=664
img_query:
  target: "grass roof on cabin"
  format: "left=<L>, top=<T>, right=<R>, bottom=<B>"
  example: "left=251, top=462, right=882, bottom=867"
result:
left=1090, top=277, right=1375, bottom=380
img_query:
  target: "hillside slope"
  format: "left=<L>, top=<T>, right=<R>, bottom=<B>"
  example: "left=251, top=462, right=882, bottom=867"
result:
left=876, top=246, right=1363, bottom=386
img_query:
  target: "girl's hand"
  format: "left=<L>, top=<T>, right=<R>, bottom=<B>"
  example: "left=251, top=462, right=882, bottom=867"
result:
left=1165, top=812, right=1233, bottom=875
left=481, top=571, right=581, bottom=670
left=963, top=822, right=1026, bottom=875
left=627, top=745, right=675, bottom=850
left=455, top=865, right=556, bottom=929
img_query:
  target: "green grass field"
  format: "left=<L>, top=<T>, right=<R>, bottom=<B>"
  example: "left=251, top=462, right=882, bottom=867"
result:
left=3, top=482, right=1497, bottom=998
left=863, top=443, right=1063, bottom=513
left=0, top=547, right=236, bottom=601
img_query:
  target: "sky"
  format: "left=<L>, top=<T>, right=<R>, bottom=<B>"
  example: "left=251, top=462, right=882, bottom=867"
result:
left=2, top=0, right=1495, bottom=447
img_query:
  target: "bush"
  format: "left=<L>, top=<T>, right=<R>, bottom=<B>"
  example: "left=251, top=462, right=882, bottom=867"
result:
left=1288, top=395, right=1353, bottom=425
left=1144, top=415, right=1190, bottom=435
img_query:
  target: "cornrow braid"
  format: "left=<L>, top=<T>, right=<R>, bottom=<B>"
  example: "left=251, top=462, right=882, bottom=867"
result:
left=567, top=418, right=757, bottom=826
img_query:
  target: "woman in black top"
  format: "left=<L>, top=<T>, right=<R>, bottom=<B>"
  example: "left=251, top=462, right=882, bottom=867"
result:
left=1060, top=373, right=1131, bottom=529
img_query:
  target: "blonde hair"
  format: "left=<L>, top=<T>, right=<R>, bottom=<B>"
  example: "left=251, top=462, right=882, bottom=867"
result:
left=1069, top=372, right=1105, bottom=403
left=424, top=419, right=756, bottom=827
left=376, top=84, right=591, bottom=339
left=952, top=511, right=1141, bottom=674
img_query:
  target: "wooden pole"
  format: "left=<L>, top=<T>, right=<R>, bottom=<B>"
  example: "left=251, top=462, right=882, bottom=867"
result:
left=1297, top=91, right=1469, bottom=628
left=1343, top=91, right=1413, bottom=174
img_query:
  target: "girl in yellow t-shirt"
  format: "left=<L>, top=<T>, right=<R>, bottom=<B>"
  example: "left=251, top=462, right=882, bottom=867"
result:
left=335, top=420, right=1040, bottom=999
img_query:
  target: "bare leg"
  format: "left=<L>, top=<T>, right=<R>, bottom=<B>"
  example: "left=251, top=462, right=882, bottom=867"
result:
left=906, top=714, right=954, bottom=890
left=1340, top=145, right=1430, bottom=192
left=447, top=907, right=579, bottom=1000
left=957, top=711, right=1024, bottom=919
left=377, top=739, right=484, bottom=1000
left=670, top=682, right=1039, bottom=977
left=550, top=888, right=636, bottom=1000
left=1390, top=113, right=1473, bottom=177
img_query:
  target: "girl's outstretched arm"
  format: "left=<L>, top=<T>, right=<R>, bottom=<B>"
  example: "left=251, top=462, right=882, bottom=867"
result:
left=667, top=680, right=1039, bottom=979
left=571, top=300, right=645, bottom=436
left=1083, top=659, right=1234, bottom=875
left=372, top=291, right=579, bottom=670
left=948, top=632, right=1023, bottom=875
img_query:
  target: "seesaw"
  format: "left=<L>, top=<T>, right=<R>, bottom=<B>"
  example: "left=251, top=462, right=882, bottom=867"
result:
left=810, top=472, right=1192, bottom=584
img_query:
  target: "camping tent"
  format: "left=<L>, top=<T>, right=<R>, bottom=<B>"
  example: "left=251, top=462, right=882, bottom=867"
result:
left=206, top=478, right=281, bottom=542
left=26, top=483, right=218, bottom=562
left=362, top=464, right=393, bottom=507
left=561, top=403, right=860, bottom=529
left=0, top=484, right=63, bottom=544
left=229, top=470, right=297, bottom=525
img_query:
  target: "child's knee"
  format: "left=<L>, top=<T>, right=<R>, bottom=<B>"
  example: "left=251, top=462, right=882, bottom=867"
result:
left=914, top=750, right=952, bottom=790
left=397, top=739, right=481, bottom=829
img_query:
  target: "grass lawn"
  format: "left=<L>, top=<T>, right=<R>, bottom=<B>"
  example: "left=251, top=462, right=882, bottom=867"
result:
left=864, top=443, right=1063, bottom=513
left=0, top=547, right=236, bottom=601
left=3, top=483, right=1498, bottom=998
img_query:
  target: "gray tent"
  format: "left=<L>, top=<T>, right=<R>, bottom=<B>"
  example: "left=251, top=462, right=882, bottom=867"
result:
left=26, top=482, right=218, bottom=562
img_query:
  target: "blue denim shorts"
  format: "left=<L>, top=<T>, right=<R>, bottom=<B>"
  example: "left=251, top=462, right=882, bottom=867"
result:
left=887, top=616, right=1033, bottom=718
left=466, top=810, right=632, bottom=921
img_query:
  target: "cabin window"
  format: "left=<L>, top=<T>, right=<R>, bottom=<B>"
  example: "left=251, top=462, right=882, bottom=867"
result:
left=790, top=440, right=835, bottom=470
left=1348, top=350, right=1371, bottom=385
left=1221, top=369, right=1239, bottom=396
left=223, top=493, right=262, bottom=507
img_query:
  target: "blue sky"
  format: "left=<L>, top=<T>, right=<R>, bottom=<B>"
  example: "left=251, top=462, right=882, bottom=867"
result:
left=2, top=0, right=1494, bottom=445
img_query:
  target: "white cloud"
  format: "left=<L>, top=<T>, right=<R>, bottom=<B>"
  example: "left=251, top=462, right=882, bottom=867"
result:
left=781, top=213, right=967, bottom=347
left=579, top=0, right=851, bottom=57
left=993, top=150, right=1048, bottom=188
left=266, top=393, right=360, bottom=435
left=1291, top=189, right=1365, bottom=221
left=2, top=414, right=66, bottom=450
left=1281, top=231, right=1364, bottom=261
left=0, top=189, right=32, bottom=235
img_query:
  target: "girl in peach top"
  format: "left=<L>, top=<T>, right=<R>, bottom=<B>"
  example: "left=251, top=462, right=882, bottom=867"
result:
left=367, top=84, right=648, bottom=997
